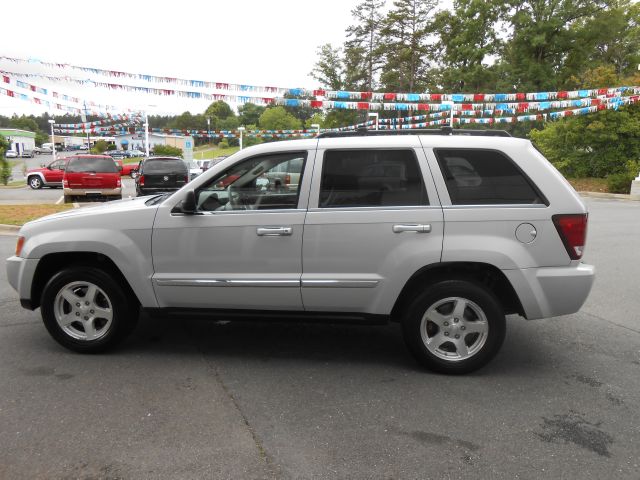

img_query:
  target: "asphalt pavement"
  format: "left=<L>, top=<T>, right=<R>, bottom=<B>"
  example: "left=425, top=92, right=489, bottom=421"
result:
left=0, top=198, right=638, bottom=479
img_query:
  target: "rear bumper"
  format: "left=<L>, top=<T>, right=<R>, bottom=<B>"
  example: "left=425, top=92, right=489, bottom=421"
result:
left=503, top=264, right=595, bottom=320
left=64, top=188, right=122, bottom=197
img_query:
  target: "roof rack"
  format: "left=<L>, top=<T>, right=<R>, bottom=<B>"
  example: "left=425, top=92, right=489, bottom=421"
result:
left=317, top=126, right=511, bottom=139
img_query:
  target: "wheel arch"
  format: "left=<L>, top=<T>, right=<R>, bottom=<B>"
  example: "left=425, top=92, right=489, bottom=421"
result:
left=30, top=252, right=141, bottom=310
left=390, top=262, right=525, bottom=321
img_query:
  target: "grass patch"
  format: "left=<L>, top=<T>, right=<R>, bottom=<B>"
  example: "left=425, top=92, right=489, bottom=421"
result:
left=567, top=178, right=609, bottom=193
left=194, top=147, right=239, bottom=160
left=0, top=204, right=73, bottom=226
left=0, top=180, right=26, bottom=188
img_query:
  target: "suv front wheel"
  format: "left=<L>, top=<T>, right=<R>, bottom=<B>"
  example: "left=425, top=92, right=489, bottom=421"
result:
left=402, top=280, right=506, bottom=374
left=40, top=267, right=138, bottom=353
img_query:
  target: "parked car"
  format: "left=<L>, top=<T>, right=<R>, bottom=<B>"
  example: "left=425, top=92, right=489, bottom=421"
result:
left=112, top=159, right=138, bottom=177
left=20, top=150, right=35, bottom=158
left=184, top=160, right=204, bottom=180
left=5, top=150, right=18, bottom=158
left=6, top=128, right=595, bottom=374
left=26, top=158, right=69, bottom=189
left=196, top=159, right=212, bottom=171
left=127, top=149, right=145, bottom=158
left=33, top=146, right=53, bottom=155
left=105, top=150, right=126, bottom=159
left=62, top=155, right=122, bottom=203
left=134, top=156, right=189, bottom=196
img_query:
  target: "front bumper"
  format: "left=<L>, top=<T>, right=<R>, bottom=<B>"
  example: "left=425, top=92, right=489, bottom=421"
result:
left=6, top=256, right=40, bottom=310
left=64, top=187, right=122, bottom=198
left=503, top=263, right=595, bottom=320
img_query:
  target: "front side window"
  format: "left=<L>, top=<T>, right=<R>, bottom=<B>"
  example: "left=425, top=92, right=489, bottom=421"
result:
left=434, top=149, right=545, bottom=205
left=319, top=149, right=429, bottom=208
left=196, top=152, right=307, bottom=211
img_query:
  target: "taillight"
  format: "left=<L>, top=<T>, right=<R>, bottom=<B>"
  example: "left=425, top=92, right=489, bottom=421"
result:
left=285, top=174, right=291, bottom=185
left=552, top=214, right=588, bottom=260
left=116, top=177, right=121, bottom=187
left=139, top=175, right=145, bottom=186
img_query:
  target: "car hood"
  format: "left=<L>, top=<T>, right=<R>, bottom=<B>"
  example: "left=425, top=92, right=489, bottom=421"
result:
left=24, top=196, right=158, bottom=228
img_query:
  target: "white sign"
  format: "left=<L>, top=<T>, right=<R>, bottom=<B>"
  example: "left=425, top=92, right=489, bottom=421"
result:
left=183, top=138, right=193, bottom=162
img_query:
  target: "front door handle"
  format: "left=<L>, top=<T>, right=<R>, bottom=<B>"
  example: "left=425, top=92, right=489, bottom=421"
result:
left=256, top=226, right=293, bottom=236
left=392, top=224, right=431, bottom=233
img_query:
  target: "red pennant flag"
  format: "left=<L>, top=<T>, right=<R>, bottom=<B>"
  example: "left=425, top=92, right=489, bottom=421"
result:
left=557, top=91, right=568, bottom=99
left=357, top=102, right=369, bottom=110
left=430, top=94, right=442, bottom=101
left=597, top=89, right=607, bottom=95
left=417, top=103, right=430, bottom=111
left=361, top=92, right=372, bottom=100
left=310, top=100, right=323, bottom=108
left=565, top=111, right=573, bottom=117
left=2, top=76, right=9, bottom=83
left=518, top=102, right=529, bottom=110
left=590, top=98, right=601, bottom=106
left=474, top=94, right=485, bottom=102
left=383, top=93, right=396, bottom=101
left=461, top=104, right=472, bottom=111
left=516, top=93, right=526, bottom=101
left=313, top=89, right=325, bottom=96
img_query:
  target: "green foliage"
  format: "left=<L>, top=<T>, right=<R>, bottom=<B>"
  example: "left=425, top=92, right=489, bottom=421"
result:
left=91, top=140, right=109, bottom=154
left=205, top=101, right=234, bottom=120
left=153, top=145, right=183, bottom=158
left=0, top=158, right=11, bottom=185
left=310, top=44, right=344, bottom=90
left=218, top=139, right=230, bottom=149
left=606, top=172, right=635, bottom=194
left=238, top=103, right=266, bottom=126
left=0, top=135, right=8, bottom=157
left=258, top=107, right=303, bottom=131
left=344, top=0, right=385, bottom=90
left=530, top=103, right=640, bottom=178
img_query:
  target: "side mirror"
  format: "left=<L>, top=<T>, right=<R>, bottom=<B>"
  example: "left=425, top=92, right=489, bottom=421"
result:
left=176, top=189, right=197, bottom=214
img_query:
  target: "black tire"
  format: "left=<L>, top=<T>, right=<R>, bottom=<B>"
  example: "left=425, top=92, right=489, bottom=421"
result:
left=28, top=176, right=43, bottom=189
left=63, top=195, right=73, bottom=204
left=40, top=267, right=138, bottom=353
left=401, top=280, right=506, bottom=374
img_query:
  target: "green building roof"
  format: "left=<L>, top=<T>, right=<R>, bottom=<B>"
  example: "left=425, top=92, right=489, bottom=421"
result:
left=0, top=128, right=36, bottom=139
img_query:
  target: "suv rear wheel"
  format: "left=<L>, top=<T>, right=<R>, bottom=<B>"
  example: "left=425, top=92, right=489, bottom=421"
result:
left=402, top=280, right=506, bottom=374
left=40, top=267, right=138, bottom=353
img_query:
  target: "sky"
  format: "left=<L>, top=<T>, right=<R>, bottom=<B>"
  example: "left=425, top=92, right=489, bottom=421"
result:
left=0, top=0, right=365, bottom=117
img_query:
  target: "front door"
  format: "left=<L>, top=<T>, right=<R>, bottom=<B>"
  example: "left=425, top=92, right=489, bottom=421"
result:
left=151, top=149, right=314, bottom=311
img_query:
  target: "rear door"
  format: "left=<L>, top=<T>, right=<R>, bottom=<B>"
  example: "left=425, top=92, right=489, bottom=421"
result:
left=302, top=136, right=444, bottom=315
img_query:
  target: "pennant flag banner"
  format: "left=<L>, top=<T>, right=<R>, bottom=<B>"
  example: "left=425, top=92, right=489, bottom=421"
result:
left=290, top=86, right=640, bottom=103
left=0, top=56, right=292, bottom=95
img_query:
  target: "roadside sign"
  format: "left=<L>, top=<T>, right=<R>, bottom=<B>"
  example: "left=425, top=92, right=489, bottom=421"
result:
left=183, top=138, right=193, bottom=161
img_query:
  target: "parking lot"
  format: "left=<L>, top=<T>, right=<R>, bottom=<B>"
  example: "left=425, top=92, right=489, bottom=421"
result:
left=0, top=197, right=639, bottom=479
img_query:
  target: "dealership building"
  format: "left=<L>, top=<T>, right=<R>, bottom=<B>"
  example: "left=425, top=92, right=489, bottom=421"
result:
left=114, top=133, right=193, bottom=152
left=0, top=128, right=36, bottom=154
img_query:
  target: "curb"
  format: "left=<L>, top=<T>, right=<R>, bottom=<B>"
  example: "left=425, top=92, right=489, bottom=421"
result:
left=578, top=191, right=640, bottom=201
left=0, top=224, right=20, bottom=235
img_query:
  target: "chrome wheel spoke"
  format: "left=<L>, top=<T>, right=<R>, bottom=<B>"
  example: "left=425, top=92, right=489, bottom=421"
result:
left=452, top=298, right=467, bottom=320
left=464, top=320, right=488, bottom=335
left=83, top=319, right=98, bottom=341
left=84, top=285, right=98, bottom=304
left=452, top=338, right=471, bottom=359
left=59, top=312, right=77, bottom=327
left=426, top=332, right=447, bottom=349
left=93, top=306, right=113, bottom=321
left=61, top=289, right=81, bottom=305
left=425, top=309, right=448, bottom=328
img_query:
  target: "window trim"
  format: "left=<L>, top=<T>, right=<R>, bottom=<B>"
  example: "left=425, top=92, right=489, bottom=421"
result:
left=316, top=147, right=431, bottom=210
left=433, top=148, right=549, bottom=207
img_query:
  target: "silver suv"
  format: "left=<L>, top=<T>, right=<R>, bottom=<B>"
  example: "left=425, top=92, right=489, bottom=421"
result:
left=6, top=129, right=595, bottom=373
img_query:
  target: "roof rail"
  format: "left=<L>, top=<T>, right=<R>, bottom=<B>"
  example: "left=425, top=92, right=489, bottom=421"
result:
left=317, top=127, right=511, bottom=139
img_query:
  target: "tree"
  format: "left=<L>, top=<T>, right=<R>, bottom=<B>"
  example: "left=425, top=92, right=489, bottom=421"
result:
left=378, top=0, right=438, bottom=92
left=499, top=0, right=610, bottom=91
left=238, top=103, right=266, bottom=126
left=0, top=135, right=11, bottom=185
left=344, top=0, right=386, bottom=91
left=153, top=145, right=183, bottom=157
left=432, top=0, right=504, bottom=92
left=258, top=107, right=303, bottom=131
left=91, top=140, right=110, bottom=154
left=204, top=101, right=234, bottom=120
left=310, top=44, right=344, bottom=90
left=529, top=103, right=640, bottom=178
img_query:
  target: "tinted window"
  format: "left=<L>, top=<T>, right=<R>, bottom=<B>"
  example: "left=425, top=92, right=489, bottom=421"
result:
left=67, top=157, right=118, bottom=173
left=434, top=149, right=545, bottom=205
left=319, top=149, right=428, bottom=208
left=142, top=159, right=187, bottom=173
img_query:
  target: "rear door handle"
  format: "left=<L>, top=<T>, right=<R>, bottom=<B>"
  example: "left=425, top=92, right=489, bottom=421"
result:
left=392, top=224, right=431, bottom=233
left=256, top=226, right=293, bottom=236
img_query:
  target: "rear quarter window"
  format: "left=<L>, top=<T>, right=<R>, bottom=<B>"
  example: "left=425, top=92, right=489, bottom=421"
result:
left=434, top=149, right=546, bottom=205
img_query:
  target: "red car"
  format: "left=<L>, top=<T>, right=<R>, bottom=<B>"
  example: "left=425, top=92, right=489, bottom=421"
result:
left=113, top=158, right=138, bottom=177
left=63, top=155, right=122, bottom=203
left=26, top=158, right=69, bottom=189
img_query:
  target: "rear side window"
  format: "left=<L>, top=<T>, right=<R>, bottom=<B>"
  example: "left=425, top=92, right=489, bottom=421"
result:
left=319, top=149, right=429, bottom=208
left=434, top=149, right=545, bottom=205
left=67, top=157, right=118, bottom=173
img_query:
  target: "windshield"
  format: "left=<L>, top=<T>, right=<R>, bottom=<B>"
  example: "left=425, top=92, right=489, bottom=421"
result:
left=67, top=157, right=118, bottom=173
left=142, top=159, right=187, bottom=173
